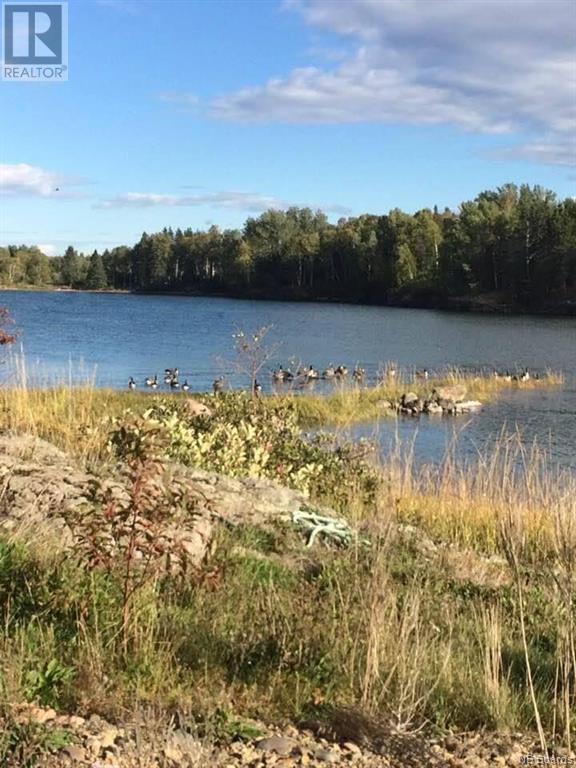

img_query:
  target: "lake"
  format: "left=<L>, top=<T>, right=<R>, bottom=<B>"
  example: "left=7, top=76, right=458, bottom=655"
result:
left=2, top=290, right=575, bottom=470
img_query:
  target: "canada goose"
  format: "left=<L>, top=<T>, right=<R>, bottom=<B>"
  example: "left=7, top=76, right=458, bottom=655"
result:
left=253, top=380, right=262, bottom=396
left=272, top=366, right=288, bottom=382
left=150, top=378, right=158, bottom=390
left=128, top=377, right=136, bottom=390
left=353, top=365, right=365, bottom=381
left=323, top=365, right=335, bottom=379
left=213, top=376, right=225, bottom=393
left=335, top=365, right=348, bottom=378
left=416, top=369, right=429, bottom=380
left=306, top=365, right=319, bottom=380
left=170, top=378, right=180, bottom=390
left=520, top=368, right=531, bottom=382
left=182, top=379, right=190, bottom=391
left=145, top=375, right=157, bottom=387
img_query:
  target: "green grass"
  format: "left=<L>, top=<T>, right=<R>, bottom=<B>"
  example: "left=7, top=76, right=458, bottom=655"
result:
left=0, top=376, right=573, bottom=752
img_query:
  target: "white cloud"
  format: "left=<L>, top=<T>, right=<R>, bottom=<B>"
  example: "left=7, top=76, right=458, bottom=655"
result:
left=37, top=243, right=58, bottom=257
left=96, top=190, right=352, bottom=215
left=96, top=191, right=288, bottom=212
left=0, top=163, right=85, bottom=197
left=491, top=139, right=576, bottom=168
left=206, top=0, right=575, bottom=165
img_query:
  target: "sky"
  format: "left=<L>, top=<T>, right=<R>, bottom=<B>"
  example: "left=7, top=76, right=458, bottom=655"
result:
left=1, top=0, right=575, bottom=255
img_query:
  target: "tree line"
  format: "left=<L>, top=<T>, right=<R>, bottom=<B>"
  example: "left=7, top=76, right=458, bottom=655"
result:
left=2, top=183, right=575, bottom=311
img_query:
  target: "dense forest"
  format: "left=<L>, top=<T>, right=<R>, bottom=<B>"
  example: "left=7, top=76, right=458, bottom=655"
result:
left=2, top=184, right=575, bottom=312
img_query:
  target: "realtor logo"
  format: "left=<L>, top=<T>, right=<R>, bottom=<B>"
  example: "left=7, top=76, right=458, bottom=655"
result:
left=2, top=2, right=68, bottom=81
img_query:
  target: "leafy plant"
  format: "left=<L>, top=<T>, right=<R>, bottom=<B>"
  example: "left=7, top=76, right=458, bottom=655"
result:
left=24, top=659, right=76, bottom=706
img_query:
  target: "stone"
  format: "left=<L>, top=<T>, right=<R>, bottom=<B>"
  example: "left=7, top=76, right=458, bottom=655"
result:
left=433, top=385, right=467, bottom=404
left=61, top=745, right=86, bottom=762
left=454, top=400, right=482, bottom=413
left=314, top=747, right=340, bottom=763
left=29, top=706, right=56, bottom=724
left=99, top=727, right=118, bottom=749
left=255, top=735, right=296, bottom=755
left=86, top=736, right=102, bottom=756
left=344, top=741, right=362, bottom=755
left=0, top=435, right=91, bottom=542
left=424, top=400, right=443, bottom=415
left=164, top=743, right=183, bottom=763
left=401, top=392, right=419, bottom=407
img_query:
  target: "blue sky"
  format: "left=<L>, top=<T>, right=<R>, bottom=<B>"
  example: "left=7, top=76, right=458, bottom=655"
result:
left=1, top=0, right=575, bottom=255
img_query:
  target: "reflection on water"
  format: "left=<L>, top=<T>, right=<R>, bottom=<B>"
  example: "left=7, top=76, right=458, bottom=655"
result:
left=2, top=290, right=575, bottom=470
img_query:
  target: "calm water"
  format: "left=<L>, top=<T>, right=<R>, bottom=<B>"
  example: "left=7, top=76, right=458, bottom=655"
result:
left=2, top=290, right=575, bottom=469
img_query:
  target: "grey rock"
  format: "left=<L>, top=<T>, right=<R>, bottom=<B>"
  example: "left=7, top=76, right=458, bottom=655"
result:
left=255, top=735, right=296, bottom=755
left=433, top=385, right=467, bottom=404
left=61, top=745, right=86, bottom=762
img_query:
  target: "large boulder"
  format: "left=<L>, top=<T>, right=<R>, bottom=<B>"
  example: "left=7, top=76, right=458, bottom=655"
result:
left=432, top=385, right=467, bottom=404
left=0, top=433, right=336, bottom=569
left=0, top=433, right=91, bottom=543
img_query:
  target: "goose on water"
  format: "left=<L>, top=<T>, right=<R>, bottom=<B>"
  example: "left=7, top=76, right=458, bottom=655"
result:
left=304, top=365, right=319, bottom=380
left=128, top=377, right=136, bottom=390
left=323, top=365, right=335, bottom=379
left=182, top=379, right=190, bottom=392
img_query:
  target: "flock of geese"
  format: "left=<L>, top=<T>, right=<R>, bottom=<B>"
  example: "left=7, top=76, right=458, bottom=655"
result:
left=271, top=364, right=366, bottom=383
left=128, top=368, right=225, bottom=393
left=128, top=365, right=534, bottom=392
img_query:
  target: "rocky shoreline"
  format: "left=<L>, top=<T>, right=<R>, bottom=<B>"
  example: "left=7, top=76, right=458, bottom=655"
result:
left=7, top=703, right=569, bottom=768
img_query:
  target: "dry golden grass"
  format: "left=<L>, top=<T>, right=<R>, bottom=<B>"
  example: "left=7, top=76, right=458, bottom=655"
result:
left=0, top=370, right=573, bottom=746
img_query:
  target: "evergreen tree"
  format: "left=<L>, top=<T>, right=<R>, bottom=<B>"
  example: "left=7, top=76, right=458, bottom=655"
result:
left=85, top=251, right=108, bottom=290
left=61, top=245, right=82, bottom=287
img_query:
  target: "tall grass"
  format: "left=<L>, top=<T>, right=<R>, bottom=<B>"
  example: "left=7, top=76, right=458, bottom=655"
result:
left=0, top=377, right=573, bottom=747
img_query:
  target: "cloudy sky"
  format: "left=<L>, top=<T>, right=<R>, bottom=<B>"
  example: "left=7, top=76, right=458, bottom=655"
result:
left=1, top=0, right=575, bottom=254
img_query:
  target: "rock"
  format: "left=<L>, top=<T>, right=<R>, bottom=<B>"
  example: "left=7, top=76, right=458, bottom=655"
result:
left=314, top=747, right=340, bottom=763
left=29, top=706, right=57, bottom=724
left=401, top=392, right=419, bottom=407
left=432, top=385, right=467, bottom=404
left=453, top=400, right=482, bottom=413
left=255, top=735, right=296, bottom=755
left=344, top=741, right=362, bottom=755
left=61, top=745, right=86, bottom=762
left=86, top=736, right=102, bottom=756
left=68, top=715, right=86, bottom=729
left=165, top=729, right=204, bottom=762
left=0, top=435, right=91, bottom=543
left=424, top=400, right=443, bottom=415
left=164, top=743, right=183, bottom=763
left=99, top=726, right=118, bottom=748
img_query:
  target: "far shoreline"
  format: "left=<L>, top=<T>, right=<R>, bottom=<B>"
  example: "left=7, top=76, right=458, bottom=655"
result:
left=1, top=283, right=575, bottom=318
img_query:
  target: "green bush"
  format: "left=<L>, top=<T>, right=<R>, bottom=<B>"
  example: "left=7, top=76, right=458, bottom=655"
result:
left=108, top=393, right=378, bottom=506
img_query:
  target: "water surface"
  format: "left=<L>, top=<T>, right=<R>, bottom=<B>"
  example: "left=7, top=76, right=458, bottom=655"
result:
left=2, top=290, right=575, bottom=469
